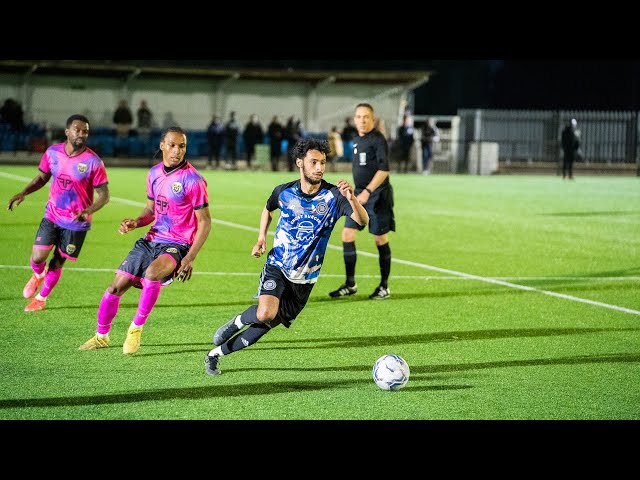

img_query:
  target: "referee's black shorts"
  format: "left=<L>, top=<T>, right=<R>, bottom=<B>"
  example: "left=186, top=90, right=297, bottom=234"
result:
left=345, top=185, right=395, bottom=235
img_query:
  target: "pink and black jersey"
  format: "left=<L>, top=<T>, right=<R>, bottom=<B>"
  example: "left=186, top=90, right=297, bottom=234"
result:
left=39, top=142, right=109, bottom=231
left=143, top=162, right=209, bottom=246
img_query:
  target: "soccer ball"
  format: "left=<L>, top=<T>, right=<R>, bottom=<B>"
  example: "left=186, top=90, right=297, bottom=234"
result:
left=372, top=354, right=410, bottom=391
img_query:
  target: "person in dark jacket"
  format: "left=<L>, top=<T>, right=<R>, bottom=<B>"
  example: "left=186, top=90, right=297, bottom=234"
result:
left=395, top=114, right=415, bottom=174
left=225, top=111, right=240, bottom=170
left=267, top=115, right=284, bottom=171
left=0, top=98, right=26, bottom=132
left=284, top=116, right=304, bottom=171
left=561, top=118, right=581, bottom=180
left=206, top=114, right=225, bottom=169
left=243, top=114, right=265, bottom=169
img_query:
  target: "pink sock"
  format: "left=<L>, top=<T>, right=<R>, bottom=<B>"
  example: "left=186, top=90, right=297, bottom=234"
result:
left=39, top=268, right=62, bottom=298
left=30, top=258, right=46, bottom=276
left=133, top=279, right=161, bottom=326
left=97, top=290, right=122, bottom=335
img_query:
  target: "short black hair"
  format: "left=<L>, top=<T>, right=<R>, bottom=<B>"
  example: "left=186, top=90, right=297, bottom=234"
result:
left=355, top=103, right=374, bottom=113
left=153, top=126, right=188, bottom=159
left=66, top=114, right=90, bottom=128
left=355, top=102, right=374, bottom=114
left=161, top=126, right=187, bottom=141
left=291, top=137, right=330, bottom=160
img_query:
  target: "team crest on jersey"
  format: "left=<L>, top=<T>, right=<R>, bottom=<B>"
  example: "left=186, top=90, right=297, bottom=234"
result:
left=77, top=163, right=88, bottom=174
left=166, top=247, right=178, bottom=253
left=316, top=202, right=328, bottom=215
left=66, top=244, right=76, bottom=255
left=172, top=182, right=183, bottom=194
left=263, top=279, right=277, bottom=291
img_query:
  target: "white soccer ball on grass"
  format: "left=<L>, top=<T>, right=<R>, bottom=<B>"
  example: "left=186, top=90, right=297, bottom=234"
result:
left=372, top=354, right=410, bottom=391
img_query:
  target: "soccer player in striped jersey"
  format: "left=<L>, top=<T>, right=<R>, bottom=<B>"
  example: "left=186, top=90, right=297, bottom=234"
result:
left=204, top=137, right=368, bottom=375
left=79, top=126, right=211, bottom=355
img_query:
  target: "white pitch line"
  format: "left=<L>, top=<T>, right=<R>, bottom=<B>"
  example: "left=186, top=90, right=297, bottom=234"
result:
left=2, top=265, right=636, bottom=282
left=2, top=170, right=638, bottom=315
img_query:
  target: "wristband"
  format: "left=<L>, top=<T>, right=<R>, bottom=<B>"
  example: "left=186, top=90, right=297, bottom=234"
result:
left=365, top=187, right=373, bottom=194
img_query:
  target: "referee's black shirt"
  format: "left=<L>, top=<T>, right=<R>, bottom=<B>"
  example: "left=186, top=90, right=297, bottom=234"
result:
left=351, top=129, right=390, bottom=191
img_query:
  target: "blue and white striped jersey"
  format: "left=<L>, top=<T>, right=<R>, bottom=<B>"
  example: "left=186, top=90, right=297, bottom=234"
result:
left=264, top=179, right=354, bottom=284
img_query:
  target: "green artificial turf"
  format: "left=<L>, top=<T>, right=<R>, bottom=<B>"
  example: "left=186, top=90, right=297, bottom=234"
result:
left=0, top=165, right=638, bottom=420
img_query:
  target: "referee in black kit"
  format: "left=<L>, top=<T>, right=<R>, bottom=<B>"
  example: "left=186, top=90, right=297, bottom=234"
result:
left=329, top=102, right=395, bottom=300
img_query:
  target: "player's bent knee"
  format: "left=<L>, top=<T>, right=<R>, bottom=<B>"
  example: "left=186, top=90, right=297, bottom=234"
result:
left=256, top=308, right=277, bottom=324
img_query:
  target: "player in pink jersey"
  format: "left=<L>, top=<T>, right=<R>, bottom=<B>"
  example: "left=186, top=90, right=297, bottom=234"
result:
left=79, top=126, right=212, bottom=355
left=7, top=114, right=110, bottom=312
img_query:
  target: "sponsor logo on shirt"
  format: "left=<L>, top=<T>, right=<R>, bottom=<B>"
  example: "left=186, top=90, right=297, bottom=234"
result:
left=296, top=220, right=314, bottom=242
left=58, top=174, right=73, bottom=190
left=156, top=195, right=169, bottom=214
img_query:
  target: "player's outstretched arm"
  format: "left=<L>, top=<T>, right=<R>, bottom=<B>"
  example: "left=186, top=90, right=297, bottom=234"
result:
left=175, top=206, right=212, bottom=282
left=252, top=207, right=273, bottom=258
left=7, top=171, right=51, bottom=211
left=74, top=184, right=111, bottom=222
left=120, top=199, right=155, bottom=234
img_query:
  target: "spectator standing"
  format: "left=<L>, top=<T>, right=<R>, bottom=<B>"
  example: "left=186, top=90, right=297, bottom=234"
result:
left=374, top=118, right=388, bottom=139
left=267, top=115, right=284, bottom=171
left=420, top=118, right=440, bottom=174
left=328, top=103, right=395, bottom=300
left=113, top=99, right=133, bottom=138
left=206, top=114, right=225, bottom=169
left=113, top=99, right=133, bottom=157
left=0, top=98, right=26, bottom=132
left=395, top=114, right=415, bottom=174
left=341, top=116, right=358, bottom=142
left=163, top=111, right=178, bottom=129
left=136, top=100, right=153, bottom=140
left=7, top=114, right=110, bottom=312
left=560, top=118, right=581, bottom=180
left=284, top=116, right=304, bottom=171
left=225, top=111, right=240, bottom=170
left=327, top=125, right=344, bottom=172
left=243, top=114, right=265, bottom=170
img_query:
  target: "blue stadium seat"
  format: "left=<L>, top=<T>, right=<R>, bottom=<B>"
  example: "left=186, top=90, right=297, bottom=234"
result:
left=128, top=137, right=146, bottom=156
left=101, top=136, right=115, bottom=156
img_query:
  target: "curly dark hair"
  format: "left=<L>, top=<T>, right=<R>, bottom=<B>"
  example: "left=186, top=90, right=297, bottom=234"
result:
left=291, top=137, right=330, bottom=161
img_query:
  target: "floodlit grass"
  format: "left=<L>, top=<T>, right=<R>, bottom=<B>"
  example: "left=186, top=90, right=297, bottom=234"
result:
left=0, top=165, right=638, bottom=420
